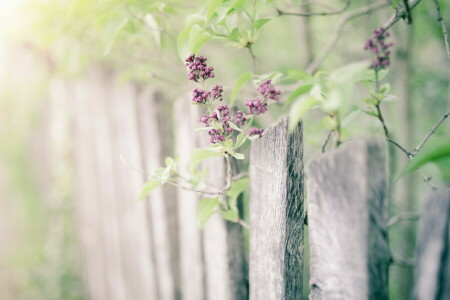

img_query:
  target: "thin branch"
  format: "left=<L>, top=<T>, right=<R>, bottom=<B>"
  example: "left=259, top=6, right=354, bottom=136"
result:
left=388, top=212, right=420, bottom=228
left=306, top=1, right=388, bottom=74
left=277, top=0, right=350, bottom=17
left=165, top=180, right=222, bottom=196
left=432, top=0, right=450, bottom=60
left=321, top=130, right=333, bottom=153
left=388, top=139, right=413, bottom=158
left=413, top=109, right=450, bottom=154
left=382, top=0, right=423, bottom=31
left=223, top=154, right=233, bottom=192
left=238, top=219, right=250, bottom=229
left=402, top=0, right=413, bottom=24
left=246, top=45, right=257, bottom=73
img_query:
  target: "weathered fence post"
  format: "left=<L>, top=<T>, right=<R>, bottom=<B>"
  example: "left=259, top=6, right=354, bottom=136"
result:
left=307, top=138, right=389, bottom=300
left=414, top=188, right=450, bottom=300
left=249, top=116, right=305, bottom=300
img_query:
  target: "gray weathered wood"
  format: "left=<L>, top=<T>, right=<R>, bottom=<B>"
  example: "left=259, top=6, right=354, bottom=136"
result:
left=72, top=77, right=108, bottom=300
left=174, top=98, right=206, bottom=300
left=414, top=188, right=450, bottom=300
left=307, top=138, right=389, bottom=300
left=108, top=77, right=162, bottom=300
left=249, top=116, right=304, bottom=300
left=137, top=87, right=178, bottom=300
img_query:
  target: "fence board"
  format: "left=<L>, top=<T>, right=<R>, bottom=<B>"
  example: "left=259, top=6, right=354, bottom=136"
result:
left=414, top=188, right=450, bottom=300
left=72, top=78, right=108, bottom=300
left=87, top=70, right=129, bottom=300
left=137, top=87, right=178, bottom=299
left=108, top=78, right=161, bottom=300
left=249, top=116, right=304, bottom=300
left=307, top=138, right=389, bottom=300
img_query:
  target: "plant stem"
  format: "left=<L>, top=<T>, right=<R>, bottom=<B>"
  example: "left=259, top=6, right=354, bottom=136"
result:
left=413, top=110, right=450, bottom=155
left=276, top=0, right=350, bottom=17
left=431, top=0, right=450, bottom=60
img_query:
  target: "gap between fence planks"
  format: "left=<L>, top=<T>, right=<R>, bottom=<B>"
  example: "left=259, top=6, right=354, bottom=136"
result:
left=414, top=188, right=450, bottom=300
left=249, top=116, right=305, bottom=300
left=307, top=138, right=389, bottom=300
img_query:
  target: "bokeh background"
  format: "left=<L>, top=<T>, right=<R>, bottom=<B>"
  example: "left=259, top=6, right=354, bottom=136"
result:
left=0, top=0, right=448, bottom=299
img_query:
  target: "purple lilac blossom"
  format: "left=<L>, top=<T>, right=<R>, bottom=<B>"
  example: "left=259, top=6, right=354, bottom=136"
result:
left=257, top=79, right=281, bottom=101
left=185, top=54, right=215, bottom=82
left=249, top=127, right=264, bottom=138
left=364, top=27, right=393, bottom=70
left=245, top=98, right=268, bottom=115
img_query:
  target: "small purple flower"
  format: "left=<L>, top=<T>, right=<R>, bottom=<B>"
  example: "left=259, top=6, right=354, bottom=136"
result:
left=185, top=54, right=215, bottom=82
left=257, top=79, right=281, bottom=101
left=234, top=111, right=246, bottom=125
left=217, top=104, right=231, bottom=121
left=249, top=127, right=264, bottom=138
left=364, top=27, right=393, bottom=70
left=199, top=114, right=211, bottom=125
left=211, top=85, right=223, bottom=101
left=192, top=88, right=210, bottom=104
left=208, top=129, right=225, bottom=143
left=245, top=98, right=268, bottom=115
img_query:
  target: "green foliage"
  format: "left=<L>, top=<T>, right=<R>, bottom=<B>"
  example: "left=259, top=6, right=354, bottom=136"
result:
left=196, top=197, right=221, bottom=227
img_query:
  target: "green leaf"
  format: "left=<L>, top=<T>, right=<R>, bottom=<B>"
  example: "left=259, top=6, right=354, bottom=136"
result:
left=207, top=0, right=225, bottom=21
left=228, top=121, right=242, bottom=132
left=331, top=61, right=370, bottom=84
left=253, top=18, right=271, bottom=31
left=234, top=132, right=247, bottom=149
left=230, top=72, right=252, bottom=106
left=341, top=108, right=361, bottom=128
left=144, top=13, right=161, bottom=47
left=288, top=96, right=319, bottom=132
left=232, top=152, right=245, bottom=160
left=196, top=197, right=221, bottom=227
left=222, top=209, right=239, bottom=222
left=189, top=148, right=225, bottom=169
left=103, top=17, right=129, bottom=56
left=189, top=24, right=211, bottom=54
left=177, top=27, right=191, bottom=61
left=402, top=140, right=450, bottom=175
left=284, top=84, right=313, bottom=106
left=232, top=0, right=248, bottom=9
left=357, top=69, right=389, bottom=83
left=226, top=177, right=249, bottom=200
left=287, top=69, right=312, bottom=81
left=138, top=180, right=162, bottom=201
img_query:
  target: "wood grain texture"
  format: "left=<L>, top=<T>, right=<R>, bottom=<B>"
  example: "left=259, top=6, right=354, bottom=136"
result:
left=108, top=77, right=162, bottom=300
left=414, top=188, right=450, bottom=300
left=307, top=138, right=389, bottom=300
left=174, top=98, right=206, bottom=300
left=249, top=116, right=305, bottom=300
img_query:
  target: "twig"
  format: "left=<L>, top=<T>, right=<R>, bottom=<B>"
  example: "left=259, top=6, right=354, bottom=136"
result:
left=165, top=180, right=222, bottom=196
left=223, top=154, right=233, bottom=192
left=402, top=0, right=413, bottom=24
left=388, top=212, right=420, bottom=228
left=321, top=130, right=333, bottom=153
left=413, top=109, right=450, bottom=155
left=375, top=103, right=390, bottom=139
left=382, top=0, right=423, bottom=31
left=277, top=0, right=350, bottom=17
left=432, top=0, right=450, bottom=60
left=388, top=139, right=413, bottom=158
left=306, top=1, right=388, bottom=74
left=238, top=219, right=250, bottom=229
left=246, top=45, right=257, bottom=73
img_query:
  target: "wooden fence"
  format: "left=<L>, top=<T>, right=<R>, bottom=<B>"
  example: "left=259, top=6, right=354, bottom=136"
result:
left=65, top=68, right=449, bottom=300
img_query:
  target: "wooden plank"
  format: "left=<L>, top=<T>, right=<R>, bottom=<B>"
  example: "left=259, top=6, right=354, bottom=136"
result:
left=88, top=69, right=130, bottom=300
left=108, top=77, right=161, bottom=300
left=414, top=188, right=450, bottom=300
left=307, top=138, right=389, bottom=300
left=72, top=77, right=108, bottom=300
left=249, top=116, right=304, bottom=300
left=174, top=98, right=206, bottom=300
left=136, top=87, right=178, bottom=300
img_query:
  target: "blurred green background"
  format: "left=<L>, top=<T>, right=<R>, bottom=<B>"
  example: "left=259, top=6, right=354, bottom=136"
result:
left=0, top=0, right=448, bottom=299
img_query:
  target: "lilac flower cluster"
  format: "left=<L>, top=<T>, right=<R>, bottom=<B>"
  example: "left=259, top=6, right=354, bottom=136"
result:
left=257, top=79, right=281, bottom=101
left=364, top=27, right=393, bottom=70
left=211, top=85, right=223, bottom=101
left=249, top=128, right=264, bottom=138
left=185, top=54, right=283, bottom=144
left=245, top=98, right=268, bottom=115
left=192, top=88, right=210, bottom=104
left=185, top=54, right=215, bottom=82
